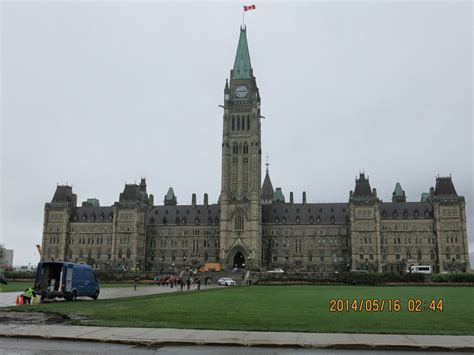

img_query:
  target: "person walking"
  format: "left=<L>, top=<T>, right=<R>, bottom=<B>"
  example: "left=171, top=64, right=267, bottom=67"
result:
left=134, top=276, right=138, bottom=291
left=179, top=278, right=184, bottom=291
left=186, top=278, right=191, bottom=290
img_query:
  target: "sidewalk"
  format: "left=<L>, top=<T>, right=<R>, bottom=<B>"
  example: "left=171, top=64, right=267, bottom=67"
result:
left=0, top=323, right=473, bottom=351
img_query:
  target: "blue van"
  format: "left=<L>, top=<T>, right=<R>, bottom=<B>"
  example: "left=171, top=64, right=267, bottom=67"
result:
left=35, top=262, right=100, bottom=301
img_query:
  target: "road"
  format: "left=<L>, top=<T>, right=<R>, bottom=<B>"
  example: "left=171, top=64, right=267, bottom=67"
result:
left=0, top=284, right=218, bottom=307
left=0, top=338, right=466, bottom=355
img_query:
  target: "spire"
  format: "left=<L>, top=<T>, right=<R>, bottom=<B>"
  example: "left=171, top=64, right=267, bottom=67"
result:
left=261, top=163, right=274, bottom=205
left=232, top=27, right=252, bottom=79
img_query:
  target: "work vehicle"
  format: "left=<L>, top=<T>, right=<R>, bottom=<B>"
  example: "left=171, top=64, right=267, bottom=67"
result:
left=409, top=265, right=432, bottom=274
left=218, top=277, right=236, bottom=286
left=35, top=262, right=100, bottom=301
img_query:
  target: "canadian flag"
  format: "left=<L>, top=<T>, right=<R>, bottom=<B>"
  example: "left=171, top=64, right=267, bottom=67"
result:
left=244, top=4, right=256, bottom=11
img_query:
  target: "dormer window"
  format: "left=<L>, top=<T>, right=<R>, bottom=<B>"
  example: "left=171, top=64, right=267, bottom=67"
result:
left=296, top=216, right=300, bottom=224
left=330, top=216, right=335, bottom=224
left=309, top=216, right=314, bottom=224
left=392, top=210, right=398, bottom=217
left=414, top=210, right=419, bottom=217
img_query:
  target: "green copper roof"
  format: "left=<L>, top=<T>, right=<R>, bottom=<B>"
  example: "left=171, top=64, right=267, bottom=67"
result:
left=232, top=27, right=252, bottom=79
left=164, top=187, right=177, bottom=205
left=393, top=182, right=404, bottom=196
left=272, top=187, right=285, bottom=203
left=420, top=192, right=430, bottom=202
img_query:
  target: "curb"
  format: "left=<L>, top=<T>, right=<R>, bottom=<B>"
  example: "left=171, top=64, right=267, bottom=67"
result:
left=0, top=333, right=473, bottom=352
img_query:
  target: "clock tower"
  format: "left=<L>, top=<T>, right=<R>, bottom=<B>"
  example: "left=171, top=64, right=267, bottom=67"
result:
left=219, top=26, right=262, bottom=269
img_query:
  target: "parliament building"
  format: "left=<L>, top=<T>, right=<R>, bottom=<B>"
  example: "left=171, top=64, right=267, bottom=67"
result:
left=40, top=27, right=470, bottom=274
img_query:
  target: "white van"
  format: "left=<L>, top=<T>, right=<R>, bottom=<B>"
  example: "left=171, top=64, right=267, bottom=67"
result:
left=409, top=265, right=432, bottom=274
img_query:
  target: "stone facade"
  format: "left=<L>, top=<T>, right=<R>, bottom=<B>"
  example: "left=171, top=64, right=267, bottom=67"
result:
left=40, top=27, right=470, bottom=274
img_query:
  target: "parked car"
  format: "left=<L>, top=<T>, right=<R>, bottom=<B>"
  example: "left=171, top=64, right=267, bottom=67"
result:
left=0, top=274, right=7, bottom=285
left=218, top=277, right=236, bottom=286
left=267, top=268, right=285, bottom=273
left=35, top=262, right=100, bottom=301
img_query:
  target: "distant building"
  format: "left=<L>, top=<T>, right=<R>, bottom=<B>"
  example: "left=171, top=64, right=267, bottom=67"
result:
left=1, top=249, right=14, bottom=269
left=40, top=27, right=470, bottom=274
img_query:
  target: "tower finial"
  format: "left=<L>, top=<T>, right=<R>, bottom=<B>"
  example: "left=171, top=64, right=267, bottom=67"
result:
left=265, top=153, right=270, bottom=173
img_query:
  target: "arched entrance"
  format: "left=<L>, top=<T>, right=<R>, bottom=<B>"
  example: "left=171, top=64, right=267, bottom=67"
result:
left=233, top=251, right=245, bottom=268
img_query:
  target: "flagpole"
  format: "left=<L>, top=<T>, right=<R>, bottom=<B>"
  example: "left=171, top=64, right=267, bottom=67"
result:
left=242, top=8, right=245, bottom=27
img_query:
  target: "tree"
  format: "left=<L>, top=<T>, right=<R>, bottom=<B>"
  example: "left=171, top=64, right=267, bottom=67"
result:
left=0, top=244, right=4, bottom=262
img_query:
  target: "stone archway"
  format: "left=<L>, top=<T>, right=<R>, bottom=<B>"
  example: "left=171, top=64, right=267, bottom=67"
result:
left=233, top=251, right=245, bottom=268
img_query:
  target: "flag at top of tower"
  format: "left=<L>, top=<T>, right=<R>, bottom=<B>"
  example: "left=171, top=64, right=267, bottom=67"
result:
left=244, top=5, right=256, bottom=11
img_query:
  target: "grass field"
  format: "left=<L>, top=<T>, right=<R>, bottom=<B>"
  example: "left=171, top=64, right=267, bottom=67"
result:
left=0, top=281, right=149, bottom=293
left=13, top=285, right=474, bottom=335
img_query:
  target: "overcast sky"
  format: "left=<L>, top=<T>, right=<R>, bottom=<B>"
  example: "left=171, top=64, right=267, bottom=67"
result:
left=1, top=1, right=472, bottom=266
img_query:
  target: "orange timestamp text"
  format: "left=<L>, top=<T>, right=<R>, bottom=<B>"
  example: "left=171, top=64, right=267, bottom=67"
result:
left=329, top=299, right=444, bottom=313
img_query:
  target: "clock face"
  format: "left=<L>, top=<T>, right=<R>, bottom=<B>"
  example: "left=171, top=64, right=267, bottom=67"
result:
left=234, top=85, right=248, bottom=98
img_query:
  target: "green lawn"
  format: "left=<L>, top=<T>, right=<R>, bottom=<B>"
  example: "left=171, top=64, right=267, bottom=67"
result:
left=0, top=281, right=148, bottom=293
left=13, top=285, right=474, bottom=335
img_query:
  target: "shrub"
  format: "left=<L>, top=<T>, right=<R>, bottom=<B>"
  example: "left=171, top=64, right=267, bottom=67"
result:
left=5, top=270, right=36, bottom=280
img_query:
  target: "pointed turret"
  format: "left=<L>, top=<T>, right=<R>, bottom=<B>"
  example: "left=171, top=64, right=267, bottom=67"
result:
left=164, top=187, right=177, bottom=205
left=272, top=188, right=285, bottom=203
left=434, top=176, right=458, bottom=198
left=261, top=167, right=274, bottom=204
left=392, top=182, right=406, bottom=202
left=231, top=27, right=252, bottom=79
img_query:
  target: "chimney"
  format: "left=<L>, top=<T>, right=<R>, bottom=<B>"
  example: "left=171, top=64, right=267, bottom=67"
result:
left=373, top=188, right=377, bottom=198
left=204, top=193, right=208, bottom=208
left=192, top=193, right=196, bottom=208
left=302, top=191, right=306, bottom=206
left=290, top=192, right=294, bottom=205
left=149, top=194, right=154, bottom=206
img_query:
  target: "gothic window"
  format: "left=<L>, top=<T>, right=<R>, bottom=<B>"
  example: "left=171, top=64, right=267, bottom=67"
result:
left=445, top=248, right=451, bottom=260
left=414, top=210, right=419, bottom=217
left=91, top=213, right=96, bottom=220
left=118, top=249, right=123, bottom=259
left=282, top=217, right=286, bottom=224
left=424, top=209, right=430, bottom=217
left=247, top=115, right=250, bottom=130
left=204, top=252, right=209, bottom=261
left=232, top=143, right=238, bottom=154
left=235, top=212, right=244, bottom=230
left=296, top=216, right=300, bottom=224
left=316, top=216, right=321, bottom=224
left=243, top=142, right=248, bottom=154
left=417, top=250, right=422, bottom=260
left=175, top=217, right=180, bottom=224
left=392, top=210, right=398, bottom=217
left=369, top=254, right=374, bottom=260
left=232, top=117, right=235, bottom=130
left=275, top=217, right=279, bottom=223
left=237, top=116, right=240, bottom=130
left=182, top=217, right=187, bottom=225
left=195, top=217, right=200, bottom=225
left=162, top=217, right=167, bottom=224
left=126, top=249, right=131, bottom=259
left=330, top=216, right=335, bottom=224
left=309, top=216, right=314, bottom=224
left=430, top=249, right=435, bottom=260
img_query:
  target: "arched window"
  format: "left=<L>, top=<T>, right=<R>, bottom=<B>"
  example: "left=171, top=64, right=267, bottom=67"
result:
left=247, top=115, right=250, bottom=130
left=237, top=116, right=240, bottom=130
left=417, top=250, right=422, bottom=260
left=430, top=249, right=435, bottom=260
left=118, top=249, right=123, bottom=259
left=232, top=116, right=235, bottom=130
left=195, top=217, right=200, bottom=225
left=182, top=217, right=187, bottom=225
left=233, top=142, right=238, bottom=154
left=235, top=211, right=244, bottom=230
left=445, top=248, right=451, bottom=260
left=126, top=249, right=131, bottom=259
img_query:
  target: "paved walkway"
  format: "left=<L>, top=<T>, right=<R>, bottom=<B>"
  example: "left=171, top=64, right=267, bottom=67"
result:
left=0, top=285, right=218, bottom=307
left=0, top=323, right=472, bottom=351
